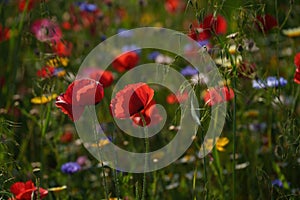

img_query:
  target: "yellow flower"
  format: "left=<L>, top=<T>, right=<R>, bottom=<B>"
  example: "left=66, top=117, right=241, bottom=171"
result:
left=90, top=138, right=110, bottom=148
left=282, top=27, right=300, bottom=37
left=215, top=137, right=229, bottom=151
left=204, top=137, right=229, bottom=152
left=243, top=110, right=259, bottom=118
left=30, top=94, right=57, bottom=104
left=60, top=57, right=69, bottom=67
left=46, top=57, right=69, bottom=67
left=56, top=69, right=66, bottom=77
left=140, top=13, right=154, bottom=25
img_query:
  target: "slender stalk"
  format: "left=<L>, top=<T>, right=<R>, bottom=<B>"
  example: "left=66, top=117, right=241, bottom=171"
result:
left=200, top=128, right=208, bottom=200
left=135, top=181, right=140, bottom=200
left=232, top=66, right=237, bottom=200
left=192, top=160, right=198, bottom=200
left=151, top=171, right=158, bottom=199
left=212, top=148, right=224, bottom=196
left=89, top=106, right=109, bottom=200
left=139, top=112, right=149, bottom=200
left=113, top=168, right=121, bottom=200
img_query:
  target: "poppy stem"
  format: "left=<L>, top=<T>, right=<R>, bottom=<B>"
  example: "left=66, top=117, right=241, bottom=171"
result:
left=89, top=106, right=109, bottom=200
left=139, top=112, right=149, bottom=200
left=232, top=69, right=237, bottom=200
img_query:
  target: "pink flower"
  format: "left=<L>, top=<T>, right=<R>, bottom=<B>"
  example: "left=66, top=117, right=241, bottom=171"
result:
left=31, top=19, right=62, bottom=42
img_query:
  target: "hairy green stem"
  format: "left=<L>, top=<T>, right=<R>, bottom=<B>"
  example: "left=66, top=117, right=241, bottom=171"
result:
left=139, top=112, right=149, bottom=200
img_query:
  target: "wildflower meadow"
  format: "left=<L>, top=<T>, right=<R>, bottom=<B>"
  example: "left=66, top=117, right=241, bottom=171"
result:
left=1, top=0, right=300, bottom=199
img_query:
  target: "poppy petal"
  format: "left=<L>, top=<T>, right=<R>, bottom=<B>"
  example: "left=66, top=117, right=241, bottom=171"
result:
left=55, top=95, right=85, bottom=121
left=10, top=182, right=26, bottom=196
left=110, top=83, right=154, bottom=119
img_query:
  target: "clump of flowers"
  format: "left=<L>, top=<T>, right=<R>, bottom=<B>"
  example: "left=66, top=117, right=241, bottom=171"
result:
left=252, top=76, right=287, bottom=89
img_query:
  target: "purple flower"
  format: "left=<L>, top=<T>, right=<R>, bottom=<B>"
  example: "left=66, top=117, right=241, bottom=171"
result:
left=76, top=156, right=89, bottom=166
left=252, top=76, right=287, bottom=89
left=31, top=19, right=62, bottom=42
left=180, top=66, right=199, bottom=76
left=76, top=2, right=98, bottom=12
left=148, top=51, right=160, bottom=60
left=122, top=45, right=141, bottom=54
left=61, top=162, right=81, bottom=174
left=249, top=122, right=267, bottom=132
left=197, top=40, right=210, bottom=47
left=272, top=179, right=283, bottom=188
left=117, top=29, right=133, bottom=37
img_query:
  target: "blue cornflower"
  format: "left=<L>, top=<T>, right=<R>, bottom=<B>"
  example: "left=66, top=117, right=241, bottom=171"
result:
left=180, top=65, right=199, bottom=76
left=122, top=45, right=141, bottom=54
left=100, top=35, right=107, bottom=41
left=117, top=29, right=133, bottom=37
left=54, top=68, right=65, bottom=77
left=267, top=77, right=287, bottom=87
left=76, top=2, right=98, bottom=12
left=148, top=51, right=160, bottom=60
left=197, top=40, right=210, bottom=47
left=272, top=179, right=283, bottom=188
left=249, top=122, right=267, bottom=132
left=252, top=76, right=287, bottom=89
left=61, top=162, right=81, bottom=174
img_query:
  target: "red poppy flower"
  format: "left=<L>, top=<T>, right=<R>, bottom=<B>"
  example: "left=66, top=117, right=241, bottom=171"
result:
left=165, top=0, right=185, bottom=14
left=131, top=100, right=163, bottom=126
left=110, top=83, right=161, bottom=126
left=88, top=69, right=114, bottom=88
left=203, top=86, right=234, bottom=106
left=80, top=9, right=102, bottom=28
left=19, top=0, right=35, bottom=12
left=61, top=21, right=72, bottom=30
left=60, top=131, right=73, bottom=143
left=256, top=14, right=278, bottom=33
left=10, top=180, right=48, bottom=200
left=112, top=51, right=139, bottom=73
left=294, top=69, right=300, bottom=84
left=31, top=19, right=62, bottom=42
left=166, top=91, right=189, bottom=104
left=188, top=22, right=211, bottom=41
left=294, top=52, right=300, bottom=69
left=203, top=14, right=227, bottom=35
left=0, top=25, right=10, bottom=42
left=56, top=79, right=104, bottom=121
left=37, top=66, right=55, bottom=78
left=52, top=41, right=73, bottom=56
